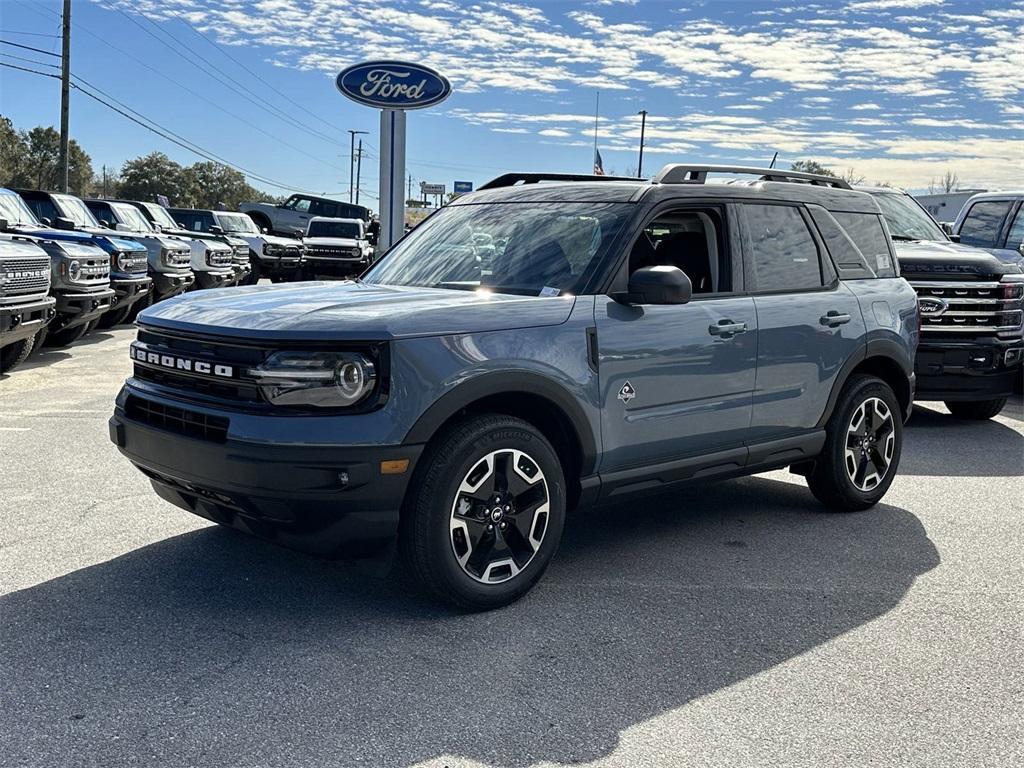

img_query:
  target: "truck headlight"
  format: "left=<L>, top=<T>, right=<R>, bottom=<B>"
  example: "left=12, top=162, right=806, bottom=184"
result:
left=249, top=351, right=377, bottom=408
left=116, top=252, right=133, bottom=271
left=263, top=243, right=280, bottom=256
left=67, top=260, right=81, bottom=280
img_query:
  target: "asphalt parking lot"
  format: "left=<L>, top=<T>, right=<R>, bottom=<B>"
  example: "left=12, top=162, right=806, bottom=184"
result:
left=1, top=326, right=1022, bottom=768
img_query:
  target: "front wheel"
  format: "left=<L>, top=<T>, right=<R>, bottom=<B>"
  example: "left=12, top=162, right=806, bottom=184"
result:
left=945, top=398, right=1007, bottom=420
left=0, top=335, right=35, bottom=373
left=45, top=322, right=92, bottom=348
left=807, top=375, right=903, bottom=511
left=97, top=304, right=133, bottom=328
left=399, top=414, right=566, bottom=611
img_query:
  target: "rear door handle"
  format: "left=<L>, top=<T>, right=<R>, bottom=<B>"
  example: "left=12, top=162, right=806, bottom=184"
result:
left=819, top=310, right=852, bottom=327
left=709, top=319, right=747, bottom=338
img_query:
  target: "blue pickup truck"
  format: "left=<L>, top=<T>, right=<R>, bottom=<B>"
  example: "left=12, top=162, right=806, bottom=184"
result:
left=110, top=165, right=918, bottom=610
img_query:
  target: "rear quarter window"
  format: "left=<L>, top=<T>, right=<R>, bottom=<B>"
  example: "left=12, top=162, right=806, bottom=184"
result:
left=831, top=211, right=897, bottom=278
left=959, top=200, right=1013, bottom=248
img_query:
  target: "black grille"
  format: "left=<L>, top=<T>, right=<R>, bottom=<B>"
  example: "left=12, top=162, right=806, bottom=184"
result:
left=134, top=364, right=262, bottom=403
left=126, top=395, right=229, bottom=442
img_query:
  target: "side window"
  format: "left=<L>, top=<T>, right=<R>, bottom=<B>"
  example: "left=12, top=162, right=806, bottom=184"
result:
left=627, top=207, right=730, bottom=294
left=959, top=201, right=1013, bottom=248
left=26, top=197, right=59, bottom=223
left=743, top=204, right=823, bottom=292
left=308, top=199, right=324, bottom=216
left=831, top=212, right=896, bottom=278
left=289, top=197, right=311, bottom=213
left=1007, top=206, right=1024, bottom=250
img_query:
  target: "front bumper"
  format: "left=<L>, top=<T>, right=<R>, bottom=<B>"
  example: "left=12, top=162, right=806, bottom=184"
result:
left=915, top=336, right=1023, bottom=401
left=194, top=270, right=236, bottom=290
left=258, top=253, right=304, bottom=276
left=303, top=256, right=369, bottom=277
left=232, top=263, right=253, bottom=282
left=152, top=270, right=195, bottom=300
left=110, top=275, right=153, bottom=311
left=0, top=295, right=57, bottom=347
left=53, top=287, right=116, bottom=330
left=109, top=386, right=423, bottom=555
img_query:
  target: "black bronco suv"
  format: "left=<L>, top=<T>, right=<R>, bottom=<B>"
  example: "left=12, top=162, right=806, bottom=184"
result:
left=111, top=165, right=918, bottom=610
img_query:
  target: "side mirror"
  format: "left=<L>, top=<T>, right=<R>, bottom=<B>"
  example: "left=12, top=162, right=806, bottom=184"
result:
left=0, top=218, right=8, bottom=231
left=54, top=217, right=76, bottom=230
left=209, top=225, right=224, bottom=235
left=261, top=227, right=269, bottom=234
left=40, top=217, right=52, bottom=226
left=176, top=222, right=187, bottom=229
left=941, top=222, right=955, bottom=236
left=614, top=266, right=693, bottom=305
left=1018, top=243, right=1024, bottom=258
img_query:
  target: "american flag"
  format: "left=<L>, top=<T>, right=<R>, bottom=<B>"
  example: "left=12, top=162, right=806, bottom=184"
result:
left=593, top=148, right=605, bottom=176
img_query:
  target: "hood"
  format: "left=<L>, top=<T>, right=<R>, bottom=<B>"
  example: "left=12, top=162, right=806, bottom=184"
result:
left=0, top=236, right=48, bottom=258
left=261, top=233, right=302, bottom=247
left=305, top=236, right=360, bottom=248
left=894, top=240, right=1022, bottom=279
left=10, top=225, right=144, bottom=253
left=139, top=281, right=577, bottom=341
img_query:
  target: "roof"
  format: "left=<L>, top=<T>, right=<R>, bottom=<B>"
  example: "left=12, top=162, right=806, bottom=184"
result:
left=959, top=191, right=1024, bottom=202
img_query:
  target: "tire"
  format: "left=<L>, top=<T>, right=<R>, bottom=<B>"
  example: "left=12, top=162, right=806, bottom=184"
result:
left=127, top=290, right=153, bottom=322
left=30, top=328, right=47, bottom=356
left=399, top=414, right=566, bottom=611
left=945, top=398, right=1007, bottom=420
left=97, top=304, right=133, bottom=329
left=807, top=375, right=903, bottom=511
left=0, top=335, right=34, bottom=373
left=244, top=253, right=262, bottom=285
left=45, top=322, right=92, bottom=348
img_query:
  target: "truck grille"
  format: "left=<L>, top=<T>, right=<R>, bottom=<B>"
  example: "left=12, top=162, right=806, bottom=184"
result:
left=208, top=250, right=233, bottom=268
left=306, top=246, right=360, bottom=259
left=73, top=257, right=109, bottom=284
left=0, top=256, right=50, bottom=296
left=909, top=280, right=1023, bottom=337
left=126, top=394, right=229, bottom=443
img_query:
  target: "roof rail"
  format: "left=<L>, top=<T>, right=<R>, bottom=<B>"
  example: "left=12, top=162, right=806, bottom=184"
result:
left=653, top=164, right=851, bottom=190
left=478, top=172, right=640, bottom=190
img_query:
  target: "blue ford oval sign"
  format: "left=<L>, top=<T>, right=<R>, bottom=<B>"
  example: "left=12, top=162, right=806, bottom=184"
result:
left=336, top=60, right=451, bottom=110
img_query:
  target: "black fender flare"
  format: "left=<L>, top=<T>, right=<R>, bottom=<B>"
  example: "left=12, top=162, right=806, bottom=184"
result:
left=403, top=370, right=599, bottom=475
left=816, top=338, right=914, bottom=428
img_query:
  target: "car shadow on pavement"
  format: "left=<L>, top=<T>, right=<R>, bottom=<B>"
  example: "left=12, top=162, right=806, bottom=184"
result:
left=903, top=403, right=1023, bottom=476
left=0, top=476, right=938, bottom=768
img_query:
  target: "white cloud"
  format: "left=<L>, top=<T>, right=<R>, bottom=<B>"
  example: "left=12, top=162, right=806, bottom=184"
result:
left=851, top=103, right=883, bottom=110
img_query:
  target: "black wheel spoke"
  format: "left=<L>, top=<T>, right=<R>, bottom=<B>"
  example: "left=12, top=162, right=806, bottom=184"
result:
left=868, top=447, right=888, bottom=477
left=465, top=526, right=498, bottom=575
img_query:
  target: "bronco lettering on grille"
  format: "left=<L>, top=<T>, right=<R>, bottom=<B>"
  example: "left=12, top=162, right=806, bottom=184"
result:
left=130, top=344, right=235, bottom=378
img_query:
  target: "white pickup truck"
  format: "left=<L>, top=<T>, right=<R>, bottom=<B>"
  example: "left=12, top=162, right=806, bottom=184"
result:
left=240, top=194, right=370, bottom=238
left=302, top=217, right=375, bottom=277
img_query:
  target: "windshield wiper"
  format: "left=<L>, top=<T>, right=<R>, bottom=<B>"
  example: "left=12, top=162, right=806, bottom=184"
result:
left=890, top=235, right=920, bottom=242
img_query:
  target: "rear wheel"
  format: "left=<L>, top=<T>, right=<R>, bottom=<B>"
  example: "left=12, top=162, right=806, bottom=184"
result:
left=0, top=335, right=35, bottom=373
left=945, top=398, right=1007, bottom=420
left=244, top=252, right=262, bottom=285
left=807, top=375, right=903, bottom=511
left=45, top=322, right=92, bottom=348
left=98, top=304, right=133, bottom=328
left=399, top=414, right=566, bottom=611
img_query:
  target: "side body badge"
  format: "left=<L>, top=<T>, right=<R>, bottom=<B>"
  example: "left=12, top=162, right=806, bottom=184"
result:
left=617, top=381, right=636, bottom=404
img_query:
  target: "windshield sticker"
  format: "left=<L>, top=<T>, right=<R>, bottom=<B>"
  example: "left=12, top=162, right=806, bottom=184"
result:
left=539, top=286, right=560, bottom=297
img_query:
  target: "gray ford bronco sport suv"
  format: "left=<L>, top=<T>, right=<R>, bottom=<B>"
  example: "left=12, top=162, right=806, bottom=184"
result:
left=110, top=165, right=917, bottom=610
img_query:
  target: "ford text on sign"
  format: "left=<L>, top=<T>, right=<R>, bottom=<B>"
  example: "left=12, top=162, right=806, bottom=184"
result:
left=336, top=61, right=451, bottom=110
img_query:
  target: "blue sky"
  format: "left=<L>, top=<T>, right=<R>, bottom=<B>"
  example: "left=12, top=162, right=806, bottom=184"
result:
left=1, top=0, right=1021, bottom=205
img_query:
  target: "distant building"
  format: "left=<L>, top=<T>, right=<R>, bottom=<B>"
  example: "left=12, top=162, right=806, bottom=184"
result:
left=913, top=190, right=988, bottom=223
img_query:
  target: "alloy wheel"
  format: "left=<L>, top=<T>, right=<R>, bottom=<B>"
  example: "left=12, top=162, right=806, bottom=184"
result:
left=844, top=397, right=896, bottom=492
left=449, top=449, right=550, bottom=584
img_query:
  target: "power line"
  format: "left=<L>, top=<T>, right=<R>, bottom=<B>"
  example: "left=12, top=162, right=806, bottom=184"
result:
left=0, top=51, right=60, bottom=69
left=1, top=62, right=324, bottom=195
left=116, top=8, right=340, bottom=146
left=0, top=30, right=62, bottom=38
left=0, top=38, right=60, bottom=56
left=161, top=6, right=339, bottom=133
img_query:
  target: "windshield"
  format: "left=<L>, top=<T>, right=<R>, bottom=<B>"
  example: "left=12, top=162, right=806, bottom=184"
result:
left=363, top=202, right=632, bottom=296
left=111, top=202, right=153, bottom=232
left=215, top=213, right=259, bottom=235
left=0, top=193, right=41, bottom=227
left=143, top=202, right=179, bottom=230
left=870, top=192, right=946, bottom=242
left=54, top=194, right=101, bottom=228
left=308, top=220, right=361, bottom=239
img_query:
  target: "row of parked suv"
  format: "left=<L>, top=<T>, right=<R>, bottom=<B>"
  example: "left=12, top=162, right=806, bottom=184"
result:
left=106, top=165, right=1022, bottom=610
left=1, top=187, right=378, bottom=373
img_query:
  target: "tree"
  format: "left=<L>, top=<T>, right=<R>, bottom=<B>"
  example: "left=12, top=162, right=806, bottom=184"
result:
left=184, top=161, right=263, bottom=210
left=118, top=152, right=194, bottom=206
left=928, top=170, right=960, bottom=194
left=790, top=160, right=833, bottom=176
left=838, top=167, right=866, bottom=185
left=3, top=125, right=93, bottom=194
left=0, top=116, right=28, bottom=186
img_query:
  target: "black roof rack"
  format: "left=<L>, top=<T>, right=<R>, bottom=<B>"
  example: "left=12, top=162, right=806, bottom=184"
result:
left=653, top=164, right=851, bottom=190
left=478, top=172, right=640, bottom=190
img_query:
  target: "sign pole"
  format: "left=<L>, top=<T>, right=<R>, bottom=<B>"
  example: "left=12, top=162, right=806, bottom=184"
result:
left=378, top=108, right=407, bottom=252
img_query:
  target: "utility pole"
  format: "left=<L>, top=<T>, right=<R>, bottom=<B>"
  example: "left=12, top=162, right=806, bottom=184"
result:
left=354, top=139, right=363, bottom=206
left=637, top=110, right=648, bottom=179
left=102, top=164, right=107, bottom=198
left=58, top=0, right=71, bottom=193
left=347, top=129, right=367, bottom=203
left=407, top=172, right=414, bottom=201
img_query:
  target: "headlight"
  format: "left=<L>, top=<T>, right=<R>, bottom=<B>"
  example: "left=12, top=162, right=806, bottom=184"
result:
left=116, top=252, right=132, bottom=271
left=248, top=351, right=377, bottom=408
left=263, top=243, right=281, bottom=256
left=67, top=259, right=81, bottom=280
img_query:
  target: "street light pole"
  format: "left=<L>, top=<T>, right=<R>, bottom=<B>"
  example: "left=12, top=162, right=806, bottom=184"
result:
left=355, top=139, right=363, bottom=206
left=347, top=129, right=367, bottom=203
left=58, top=0, right=71, bottom=193
left=637, top=110, right=648, bottom=179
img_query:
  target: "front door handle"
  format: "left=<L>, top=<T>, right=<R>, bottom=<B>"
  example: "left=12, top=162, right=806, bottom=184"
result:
left=709, top=319, right=747, bottom=338
left=820, top=310, right=852, bottom=327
